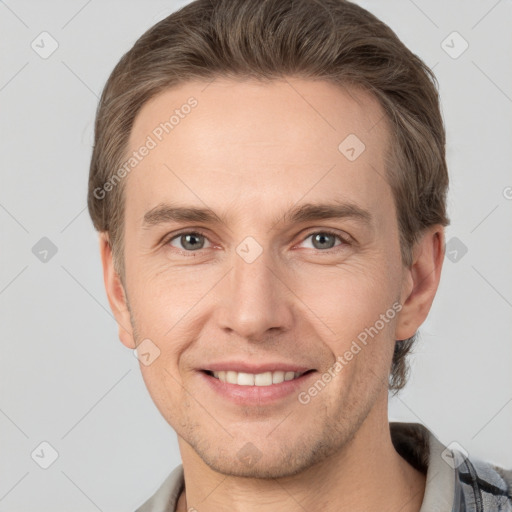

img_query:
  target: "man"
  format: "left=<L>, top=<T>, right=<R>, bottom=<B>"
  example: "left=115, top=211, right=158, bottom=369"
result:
left=87, top=0, right=512, bottom=510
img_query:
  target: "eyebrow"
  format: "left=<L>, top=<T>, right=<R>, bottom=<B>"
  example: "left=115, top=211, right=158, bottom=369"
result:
left=142, top=200, right=373, bottom=230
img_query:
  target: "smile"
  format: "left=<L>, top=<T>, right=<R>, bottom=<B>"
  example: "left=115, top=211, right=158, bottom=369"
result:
left=206, top=370, right=308, bottom=386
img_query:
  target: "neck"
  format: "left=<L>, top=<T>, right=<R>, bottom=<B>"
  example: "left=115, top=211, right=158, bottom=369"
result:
left=176, top=400, right=426, bottom=512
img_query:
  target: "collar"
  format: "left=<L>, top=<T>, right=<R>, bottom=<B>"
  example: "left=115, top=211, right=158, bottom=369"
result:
left=390, top=421, right=458, bottom=511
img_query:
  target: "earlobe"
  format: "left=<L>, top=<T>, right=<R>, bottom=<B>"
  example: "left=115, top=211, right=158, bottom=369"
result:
left=98, top=232, right=136, bottom=349
left=395, top=226, right=445, bottom=341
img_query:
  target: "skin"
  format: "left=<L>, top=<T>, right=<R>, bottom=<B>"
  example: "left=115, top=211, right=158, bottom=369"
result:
left=100, top=78, right=444, bottom=512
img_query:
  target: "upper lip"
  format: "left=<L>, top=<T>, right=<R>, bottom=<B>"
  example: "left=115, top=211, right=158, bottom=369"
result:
left=201, top=361, right=314, bottom=374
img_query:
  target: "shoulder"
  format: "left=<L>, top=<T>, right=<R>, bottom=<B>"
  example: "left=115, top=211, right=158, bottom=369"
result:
left=134, top=465, right=184, bottom=512
left=390, top=421, right=512, bottom=511
left=455, top=456, right=512, bottom=511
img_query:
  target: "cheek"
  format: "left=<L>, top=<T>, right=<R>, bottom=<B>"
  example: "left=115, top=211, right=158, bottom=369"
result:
left=128, top=250, right=401, bottom=351
left=138, top=361, right=185, bottom=426
left=126, top=265, right=217, bottom=398
left=292, top=258, right=400, bottom=339
left=126, top=255, right=210, bottom=336
left=290, top=256, right=402, bottom=393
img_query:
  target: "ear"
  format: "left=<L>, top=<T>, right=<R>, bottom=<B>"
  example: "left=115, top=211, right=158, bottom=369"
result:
left=395, top=225, right=445, bottom=341
left=99, top=232, right=136, bottom=349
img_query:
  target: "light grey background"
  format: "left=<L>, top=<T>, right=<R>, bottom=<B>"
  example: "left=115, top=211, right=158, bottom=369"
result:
left=1, top=0, right=511, bottom=510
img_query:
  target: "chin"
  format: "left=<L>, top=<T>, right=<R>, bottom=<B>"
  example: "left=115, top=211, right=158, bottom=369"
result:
left=189, top=433, right=338, bottom=479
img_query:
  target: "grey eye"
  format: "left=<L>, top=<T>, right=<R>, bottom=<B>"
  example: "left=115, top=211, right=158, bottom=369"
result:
left=169, top=232, right=210, bottom=251
left=301, top=232, right=342, bottom=250
left=313, top=233, right=336, bottom=249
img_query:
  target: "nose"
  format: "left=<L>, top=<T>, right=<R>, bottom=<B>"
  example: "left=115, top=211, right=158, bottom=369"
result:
left=216, top=244, right=294, bottom=341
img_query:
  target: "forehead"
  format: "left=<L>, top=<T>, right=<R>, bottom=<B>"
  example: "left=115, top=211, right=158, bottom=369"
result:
left=124, top=78, right=393, bottom=227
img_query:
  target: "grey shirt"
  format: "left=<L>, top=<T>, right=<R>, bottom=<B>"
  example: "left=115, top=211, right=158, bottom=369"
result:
left=135, top=422, right=512, bottom=512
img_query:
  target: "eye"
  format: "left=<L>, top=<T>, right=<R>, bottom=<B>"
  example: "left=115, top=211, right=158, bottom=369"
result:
left=162, top=229, right=350, bottom=255
left=298, top=230, right=349, bottom=251
left=167, top=231, right=212, bottom=252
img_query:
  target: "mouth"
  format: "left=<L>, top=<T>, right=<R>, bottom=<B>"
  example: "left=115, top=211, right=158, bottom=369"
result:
left=202, top=369, right=315, bottom=386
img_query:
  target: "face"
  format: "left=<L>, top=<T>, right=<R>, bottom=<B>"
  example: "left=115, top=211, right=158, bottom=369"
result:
left=104, top=78, right=426, bottom=478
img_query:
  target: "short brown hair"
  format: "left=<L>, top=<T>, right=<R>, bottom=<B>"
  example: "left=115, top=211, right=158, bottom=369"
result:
left=87, top=0, right=449, bottom=392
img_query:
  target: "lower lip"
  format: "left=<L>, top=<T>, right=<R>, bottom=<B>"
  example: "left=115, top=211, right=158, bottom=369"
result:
left=199, top=371, right=316, bottom=405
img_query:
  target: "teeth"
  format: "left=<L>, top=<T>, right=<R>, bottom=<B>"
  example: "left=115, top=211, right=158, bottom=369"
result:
left=211, top=370, right=304, bottom=386
left=272, top=371, right=284, bottom=384
left=237, top=372, right=255, bottom=385
left=226, top=371, right=237, bottom=384
left=254, top=372, right=272, bottom=386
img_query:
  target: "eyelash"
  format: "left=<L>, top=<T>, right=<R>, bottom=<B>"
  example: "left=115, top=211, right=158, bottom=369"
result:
left=162, top=229, right=351, bottom=256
